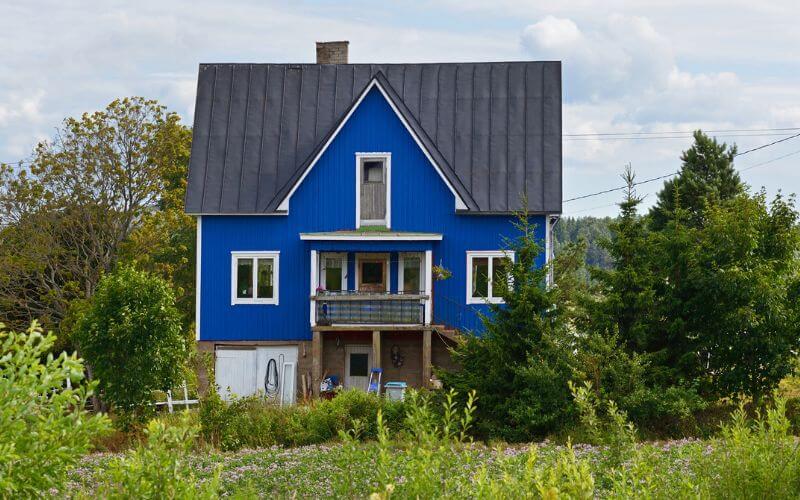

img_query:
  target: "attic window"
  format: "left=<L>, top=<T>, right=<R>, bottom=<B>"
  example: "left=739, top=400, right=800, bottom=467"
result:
left=356, top=153, right=391, bottom=228
left=363, top=161, right=384, bottom=183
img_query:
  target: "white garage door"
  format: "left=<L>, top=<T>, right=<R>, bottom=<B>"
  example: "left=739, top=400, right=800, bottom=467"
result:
left=215, top=348, right=257, bottom=399
left=215, top=346, right=298, bottom=404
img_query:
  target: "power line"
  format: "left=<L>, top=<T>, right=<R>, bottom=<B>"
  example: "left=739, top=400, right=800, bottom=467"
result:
left=736, top=132, right=800, bottom=156
left=564, top=126, right=800, bottom=137
left=740, top=149, right=800, bottom=172
left=563, top=133, right=800, bottom=204
left=564, top=132, right=798, bottom=142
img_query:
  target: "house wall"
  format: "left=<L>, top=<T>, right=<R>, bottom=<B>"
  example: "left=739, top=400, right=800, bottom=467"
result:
left=199, top=87, right=546, bottom=342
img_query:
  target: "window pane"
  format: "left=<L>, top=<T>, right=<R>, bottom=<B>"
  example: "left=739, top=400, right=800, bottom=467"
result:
left=256, top=258, right=274, bottom=298
left=363, top=160, right=383, bottom=183
left=362, top=261, right=384, bottom=285
left=492, top=257, right=512, bottom=297
left=236, top=259, right=253, bottom=298
left=349, top=353, right=369, bottom=376
left=471, top=257, right=489, bottom=298
left=403, top=257, right=421, bottom=293
left=325, top=267, right=343, bottom=291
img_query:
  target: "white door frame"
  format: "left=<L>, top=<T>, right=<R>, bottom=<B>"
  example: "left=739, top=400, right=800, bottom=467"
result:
left=344, top=344, right=373, bottom=390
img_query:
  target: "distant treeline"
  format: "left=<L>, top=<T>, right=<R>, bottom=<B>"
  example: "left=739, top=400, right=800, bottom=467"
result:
left=553, top=216, right=614, bottom=270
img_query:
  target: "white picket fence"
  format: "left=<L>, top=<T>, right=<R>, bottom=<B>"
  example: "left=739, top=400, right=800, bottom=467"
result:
left=154, top=381, right=199, bottom=413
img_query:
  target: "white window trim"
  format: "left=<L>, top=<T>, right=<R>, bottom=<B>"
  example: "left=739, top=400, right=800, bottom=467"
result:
left=354, top=253, right=390, bottom=292
left=231, top=251, right=280, bottom=305
left=195, top=216, right=202, bottom=340
left=355, top=152, right=391, bottom=229
left=466, top=250, right=515, bottom=305
left=319, top=252, right=348, bottom=292
left=398, top=252, right=425, bottom=294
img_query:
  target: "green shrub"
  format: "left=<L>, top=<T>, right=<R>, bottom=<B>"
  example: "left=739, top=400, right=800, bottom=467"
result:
left=695, top=396, right=800, bottom=498
left=0, top=322, right=110, bottom=497
left=74, top=265, right=188, bottom=425
left=474, top=444, right=595, bottom=499
left=198, top=388, right=405, bottom=451
left=96, top=413, right=219, bottom=499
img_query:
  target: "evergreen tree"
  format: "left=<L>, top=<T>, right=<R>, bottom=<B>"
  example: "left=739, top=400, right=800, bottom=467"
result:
left=440, top=215, right=581, bottom=441
left=585, top=166, right=657, bottom=353
left=649, top=130, right=743, bottom=230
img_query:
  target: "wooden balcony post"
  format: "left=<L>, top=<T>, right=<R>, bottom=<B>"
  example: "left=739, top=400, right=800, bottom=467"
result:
left=312, top=330, right=322, bottom=396
left=372, top=330, right=381, bottom=369
left=422, top=328, right=432, bottom=387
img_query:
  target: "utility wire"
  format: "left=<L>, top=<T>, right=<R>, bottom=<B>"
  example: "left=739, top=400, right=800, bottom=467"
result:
left=564, top=132, right=797, bottom=141
left=564, top=133, right=800, bottom=204
left=564, top=126, right=800, bottom=137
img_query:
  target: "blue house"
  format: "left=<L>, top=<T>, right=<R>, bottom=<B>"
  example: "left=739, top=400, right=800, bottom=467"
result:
left=186, top=42, right=562, bottom=402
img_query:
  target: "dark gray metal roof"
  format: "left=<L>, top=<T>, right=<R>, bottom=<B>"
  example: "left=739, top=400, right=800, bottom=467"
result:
left=185, top=62, right=562, bottom=214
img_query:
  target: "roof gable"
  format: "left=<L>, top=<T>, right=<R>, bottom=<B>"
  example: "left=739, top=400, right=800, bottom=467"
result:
left=274, top=76, right=472, bottom=212
left=185, top=62, right=562, bottom=214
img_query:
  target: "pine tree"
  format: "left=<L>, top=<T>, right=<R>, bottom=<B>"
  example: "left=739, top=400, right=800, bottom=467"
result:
left=586, top=165, right=657, bottom=353
left=649, top=130, right=743, bottom=230
left=440, top=214, right=580, bottom=440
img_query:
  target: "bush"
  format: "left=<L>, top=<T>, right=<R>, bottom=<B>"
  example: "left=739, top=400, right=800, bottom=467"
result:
left=695, top=396, right=800, bottom=497
left=0, top=322, right=110, bottom=496
left=74, top=265, right=188, bottom=424
left=97, top=413, right=219, bottom=499
left=199, top=388, right=406, bottom=451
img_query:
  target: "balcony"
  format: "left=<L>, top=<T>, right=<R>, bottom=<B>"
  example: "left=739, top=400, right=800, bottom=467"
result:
left=313, top=291, right=428, bottom=325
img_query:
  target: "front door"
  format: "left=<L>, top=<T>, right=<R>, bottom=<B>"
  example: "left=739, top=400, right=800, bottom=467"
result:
left=358, top=256, right=387, bottom=293
left=345, top=344, right=372, bottom=391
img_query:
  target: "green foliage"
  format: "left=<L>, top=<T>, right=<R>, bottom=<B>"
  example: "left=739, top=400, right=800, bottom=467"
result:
left=358, top=388, right=480, bottom=499
left=553, top=215, right=614, bottom=271
left=441, top=214, right=581, bottom=441
left=0, top=322, right=110, bottom=497
left=696, top=397, right=800, bottom=498
left=570, top=381, right=637, bottom=466
left=96, top=413, right=220, bottom=499
left=659, top=191, right=800, bottom=400
left=199, top=388, right=405, bottom=451
left=650, top=130, right=744, bottom=230
left=474, top=444, right=595, bottom=500
left=74, top=265, right=187, bottom=422
left=588, top=140, right=800, bottom=409
left=584, top=166, right=658, bottom=354
left=0, top=97, right=192, bottom=343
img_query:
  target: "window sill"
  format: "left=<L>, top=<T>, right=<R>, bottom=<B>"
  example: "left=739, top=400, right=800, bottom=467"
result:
left=231, top=299, right=279, bottom=306
left=467, top=297, right=505, bottom=305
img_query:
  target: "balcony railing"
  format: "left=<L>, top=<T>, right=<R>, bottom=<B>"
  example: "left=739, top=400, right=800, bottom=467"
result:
left=313, top=291, right=427, bottom=325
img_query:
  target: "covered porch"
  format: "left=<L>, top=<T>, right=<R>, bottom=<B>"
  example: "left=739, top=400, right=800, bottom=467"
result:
left=310, top=326, right=457, bottom=396
left=301, top=230, right=449, bottom=396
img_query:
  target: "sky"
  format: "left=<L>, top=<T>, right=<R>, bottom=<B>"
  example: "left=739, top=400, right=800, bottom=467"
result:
left=1, top=0, right=798, bottom=217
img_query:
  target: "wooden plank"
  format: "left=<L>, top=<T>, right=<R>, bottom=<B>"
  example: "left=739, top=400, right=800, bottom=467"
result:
left=422, top=328, right=432, bottom=388
left=312, top=330, right=322, bottom=396
left=372, top=330, right=381, bottom=369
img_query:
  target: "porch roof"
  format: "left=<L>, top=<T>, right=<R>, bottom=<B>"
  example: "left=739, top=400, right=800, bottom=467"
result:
left=299, top=230, right=442, bottom=241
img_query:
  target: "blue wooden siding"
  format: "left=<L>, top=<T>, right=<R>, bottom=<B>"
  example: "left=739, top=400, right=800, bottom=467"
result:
left=200, top=87, right=546, bottom=341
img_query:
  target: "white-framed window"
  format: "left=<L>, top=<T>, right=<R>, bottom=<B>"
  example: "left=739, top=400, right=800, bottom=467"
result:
left=355, top=153, right=391, bottom=228
left=399, top=252, right=424, bottom=294
left=231, top=251, right=280, bottom=305
left=466, top=250, right=515, bottom=304
left=320, top=252, right=347, bottom=292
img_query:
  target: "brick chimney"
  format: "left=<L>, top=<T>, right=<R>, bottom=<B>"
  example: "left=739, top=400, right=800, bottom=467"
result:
left=316, top=41, right=349, bottom=64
